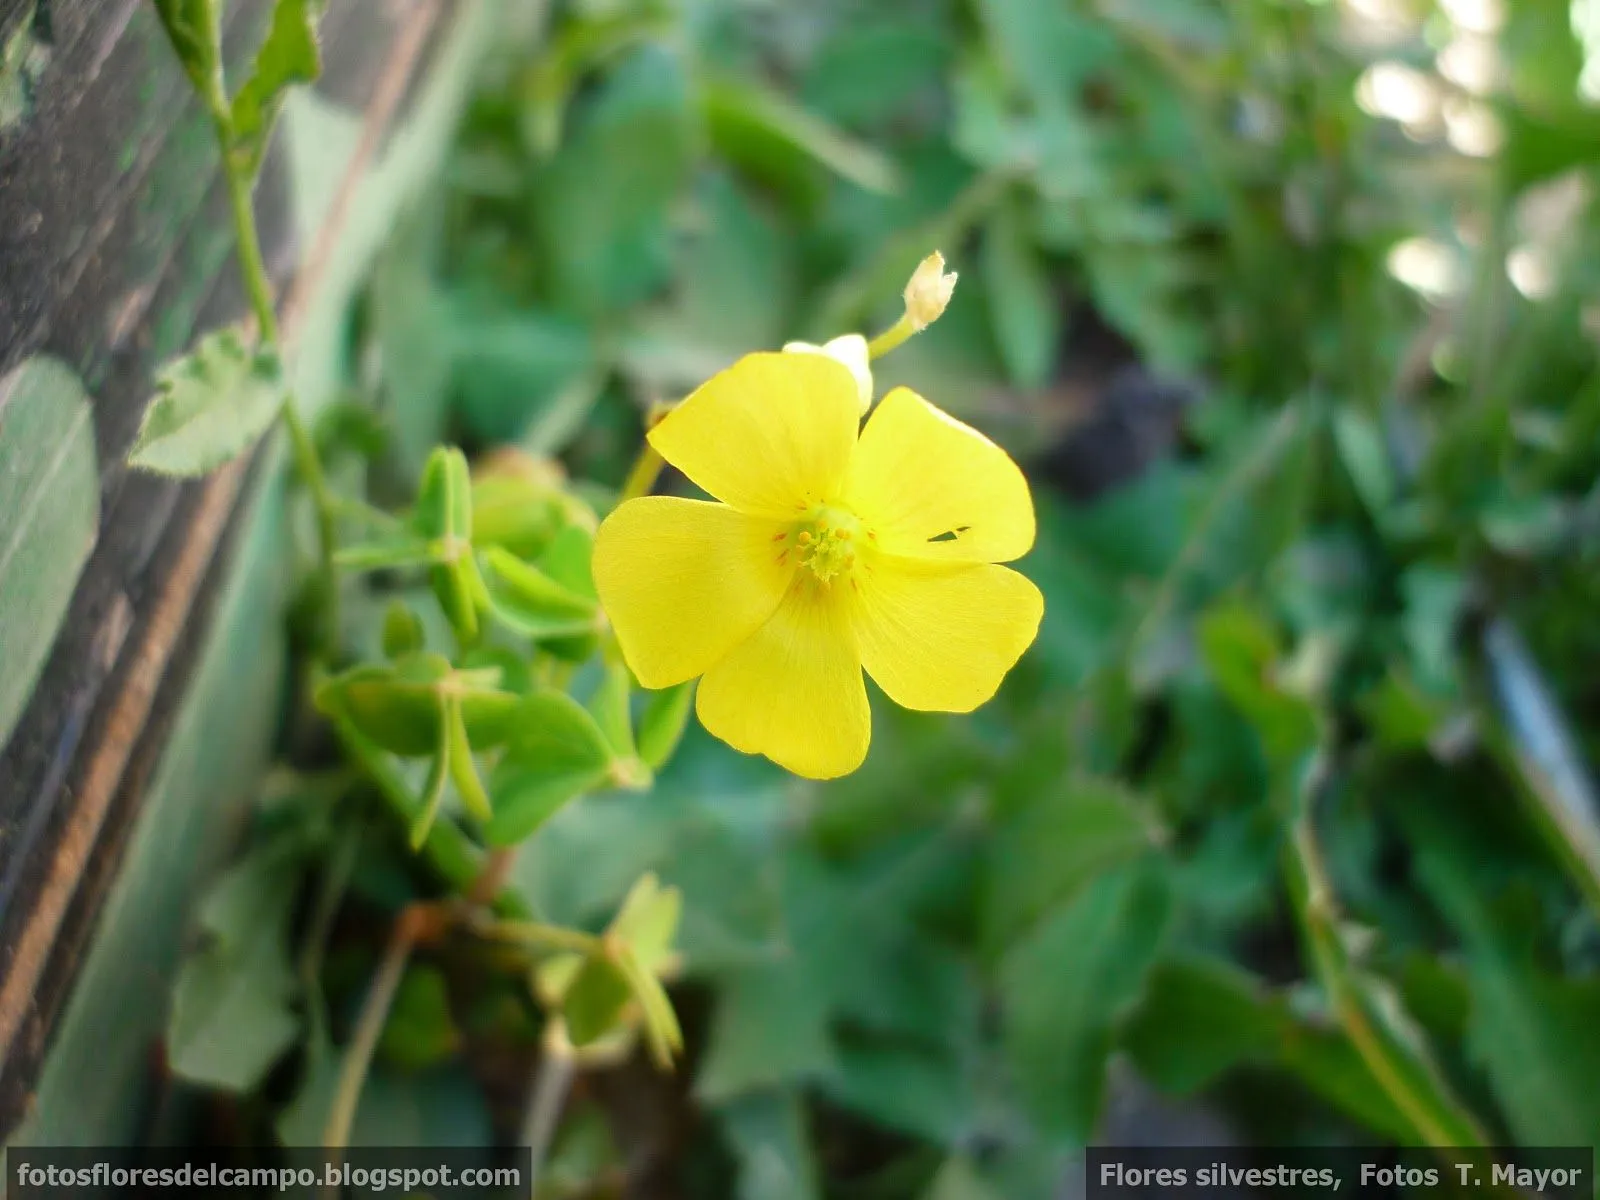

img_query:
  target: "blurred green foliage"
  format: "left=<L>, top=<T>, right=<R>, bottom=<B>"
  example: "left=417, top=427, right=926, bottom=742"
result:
left=167, top=0, right=1600, bottom=1194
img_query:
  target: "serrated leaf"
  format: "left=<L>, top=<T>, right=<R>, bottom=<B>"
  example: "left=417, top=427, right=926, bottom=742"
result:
left=229, top=0, right=323, bottom=179
left=128, top=328, right=287, bottom=476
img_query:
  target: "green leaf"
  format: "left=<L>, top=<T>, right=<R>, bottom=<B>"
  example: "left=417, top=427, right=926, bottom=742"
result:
left=0, top=358, right=99, bottom=753
left=1122, top=954, right=1282, bottom=1094
left=588, top=661, right=636, bottom=759
left=718, top=1091, right=821, bottom=1200
left=169, top=942, right=300, bottom=1091
left=378, top=966, right=461, bottom=1071
left=562, top=955, right=633, bottom=1047
left=634, top=172, right=796, bottom=363
left=1403, top=796, right=1600, bottom=1147
left=983, top=198, right=1059, bottom=389
left=483, top=691, right=617, bottom=846
left=983, top=775, right=1162, bottom=957
left=408, top=708, right=451, bottom=850
left=277, top=1058, right=492, bottom=1148
left=998, top=860, right=1171, bottom=1138
left=614, top=944, right=683, bottom=1066
left=973, top=0, right=1116, bottom=115
left=610, top=872, right=682, bottom=974
left=167, top=847, right=302, bottom=1091
left=637, top=681, right=694, bottom=770
left=380, top=601, right=426, bottom=660
left=820, top=1038, right=972, bottom=1144
left=538, top=523, right=600, bottom=600
left=1333, top=409, right=1396, bottom=520
left=128, top=327, right=287, bottom=476
left=480, top=546, right=598, bottom=640
left=1288, top=810, right=1490, bottom=1147
left=228, top=0, right=323, bottom=180
left=151, top=0, right=224, bottom=106
left=801, top=20, right=949, bottom=132
left=445, top=697, right=492, bottom=823
left=333, top=535, right=437, bottom=572
left=697, top=959, right=837, bottom=1102
left=413, top=446, right=474, bottom=542
left=701, top=75, right=898, bottom=196
left=315, top=655, right=451, bottom=756
left=535, top=47, right=695, bottom=316
left=1198, top=602, right=1321, bottom=771
left=923, top=1158, right=1004, bottom=1200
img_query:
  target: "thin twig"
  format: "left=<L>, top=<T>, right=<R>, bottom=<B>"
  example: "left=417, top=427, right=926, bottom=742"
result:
left=323, top=903, right=434, bottom=1150
left=521, top=1028, right=577, bottom=1179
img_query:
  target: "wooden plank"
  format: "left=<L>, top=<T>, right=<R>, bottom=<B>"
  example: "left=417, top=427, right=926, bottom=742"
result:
left=0, top=0, right=472, bottom=1136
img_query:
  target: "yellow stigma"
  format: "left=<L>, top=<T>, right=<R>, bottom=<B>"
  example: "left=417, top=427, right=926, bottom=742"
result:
left=791, top=505, right=861, bottom=583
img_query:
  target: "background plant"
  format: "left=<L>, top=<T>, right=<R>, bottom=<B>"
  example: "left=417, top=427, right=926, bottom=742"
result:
left=139, top=0, right=1600, bottom=1196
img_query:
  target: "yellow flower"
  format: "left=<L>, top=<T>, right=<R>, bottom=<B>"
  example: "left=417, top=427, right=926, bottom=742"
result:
left=781, top=333, right=873, bottom=412
left=591, top=352, right=1043, bottom=779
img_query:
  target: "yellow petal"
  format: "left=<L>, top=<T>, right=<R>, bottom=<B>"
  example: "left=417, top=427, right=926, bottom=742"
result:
left=696, top=580, right=870, bottom=779
left=782, top=334, right=874, bottom=413
left=853, top=555, right=1043, bottom=712
left=593, top=497, right=793, bottom=689
left=845, top=387, right=1035, bottom=563
left=648, top=352, right=861, bottom=518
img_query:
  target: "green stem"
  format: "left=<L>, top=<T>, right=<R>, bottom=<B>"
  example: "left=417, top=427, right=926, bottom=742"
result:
left=221, top=138, right=341, bottom=654
left=323, top=906, right=418, bottom=1152
left=866, top=312, right=918, bottom=360
left=473, top=917, right=601, bottom=956
left=618, top=443, right=665, bottom=505
left=330, top=714, right=529, bottom=919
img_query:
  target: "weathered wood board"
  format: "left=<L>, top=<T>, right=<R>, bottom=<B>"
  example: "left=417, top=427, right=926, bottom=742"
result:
left=0, top=0, right=499, bottom=1139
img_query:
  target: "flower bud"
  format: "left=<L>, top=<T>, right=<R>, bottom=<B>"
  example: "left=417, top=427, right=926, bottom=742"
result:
left=903, top=251, right=958, bottom=330
left=782, top=333, right=874, bottom=413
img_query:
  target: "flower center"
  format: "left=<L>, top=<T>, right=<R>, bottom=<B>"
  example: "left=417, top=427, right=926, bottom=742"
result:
left=791, top=505, right=861, bottom=583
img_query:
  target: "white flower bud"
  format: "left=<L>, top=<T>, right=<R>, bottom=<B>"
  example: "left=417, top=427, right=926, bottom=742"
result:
left=782, top=333, right=874, bottom=413
left=903, top=251, right=958, bottom=330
